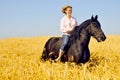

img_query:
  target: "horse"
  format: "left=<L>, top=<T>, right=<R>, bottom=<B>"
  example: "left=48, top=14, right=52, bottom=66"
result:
left=41, top=15, right=106, bottom=64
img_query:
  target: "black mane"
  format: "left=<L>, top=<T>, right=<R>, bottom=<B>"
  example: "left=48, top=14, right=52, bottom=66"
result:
left=69, top=19, right=91, bottom=43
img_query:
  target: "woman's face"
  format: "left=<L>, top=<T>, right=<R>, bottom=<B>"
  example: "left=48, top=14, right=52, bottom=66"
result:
left=65, top=8, right=72, bottom=15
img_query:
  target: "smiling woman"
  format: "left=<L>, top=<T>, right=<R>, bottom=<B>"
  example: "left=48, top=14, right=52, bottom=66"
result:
left=55, top=5, right=78, bottom=62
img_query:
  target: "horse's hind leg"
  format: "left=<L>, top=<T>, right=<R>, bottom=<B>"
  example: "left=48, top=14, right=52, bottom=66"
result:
left=41, top=48, right=49, bottom=61
left=49, top=52, right=56, bottom=60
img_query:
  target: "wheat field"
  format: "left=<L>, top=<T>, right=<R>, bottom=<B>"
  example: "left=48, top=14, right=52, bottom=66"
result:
left=0, top=35, right=120, bottom=80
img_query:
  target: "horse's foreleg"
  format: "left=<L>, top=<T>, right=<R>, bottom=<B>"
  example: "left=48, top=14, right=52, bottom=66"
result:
left=41, top=48, right=49, bottom=61
left=82, top=49, right=90, bottom=63
left=49, top=52, right=57, bottom=60
left=77, top=49, right=90, bottom=63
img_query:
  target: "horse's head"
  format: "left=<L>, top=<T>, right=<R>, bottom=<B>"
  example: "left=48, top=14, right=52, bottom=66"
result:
left=88, top=15, right=106, bottom=42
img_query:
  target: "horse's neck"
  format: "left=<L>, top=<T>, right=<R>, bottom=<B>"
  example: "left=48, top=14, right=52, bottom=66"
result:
left=78, top=30, right=91, bottom=45
left=76, top=30, right=90, bottom=46
left=70, top=30, right=91, bottom=46
left=70, top=20, right=91, bottom=45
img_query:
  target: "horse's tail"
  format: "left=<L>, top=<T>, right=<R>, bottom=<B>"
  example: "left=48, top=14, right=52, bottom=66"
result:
left=41, top=37, right=54, bottom=61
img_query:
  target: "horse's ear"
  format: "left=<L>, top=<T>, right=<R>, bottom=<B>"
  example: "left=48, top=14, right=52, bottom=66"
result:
left=91, top=15, right=94, bottom=20
left=95, top=15, right=98, bottom=20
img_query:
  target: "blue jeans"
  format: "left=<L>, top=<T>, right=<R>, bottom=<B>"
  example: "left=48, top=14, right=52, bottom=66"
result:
left=60, top=35, right=70, bottom=52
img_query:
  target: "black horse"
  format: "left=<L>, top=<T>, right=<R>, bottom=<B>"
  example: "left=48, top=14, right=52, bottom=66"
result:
left=41, top=15, right=106, bottom=63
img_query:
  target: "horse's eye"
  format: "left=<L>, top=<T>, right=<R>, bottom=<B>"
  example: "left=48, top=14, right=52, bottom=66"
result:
left=92, top=23, right=99, bottom=28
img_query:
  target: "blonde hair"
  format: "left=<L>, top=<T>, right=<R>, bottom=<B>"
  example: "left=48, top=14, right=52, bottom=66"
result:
left=62, top=5, right=72, bottom=14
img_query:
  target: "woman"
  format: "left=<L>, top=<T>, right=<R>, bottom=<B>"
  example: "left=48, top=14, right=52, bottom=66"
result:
left=55, top=5, right=77, bottom=62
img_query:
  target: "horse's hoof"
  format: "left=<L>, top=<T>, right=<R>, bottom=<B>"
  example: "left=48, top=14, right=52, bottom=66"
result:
left=54, top=59, right=61, bottom=63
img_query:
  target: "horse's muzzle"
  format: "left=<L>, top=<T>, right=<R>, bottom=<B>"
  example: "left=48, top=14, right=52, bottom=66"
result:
left=97, top=34, right=106, bottom=42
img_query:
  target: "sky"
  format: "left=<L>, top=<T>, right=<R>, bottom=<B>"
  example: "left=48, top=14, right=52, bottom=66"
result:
left=0, top=0, right=120, bottom=39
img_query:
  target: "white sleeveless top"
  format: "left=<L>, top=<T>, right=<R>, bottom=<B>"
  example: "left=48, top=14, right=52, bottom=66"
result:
left=60, top=16, right=77, bottom=36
